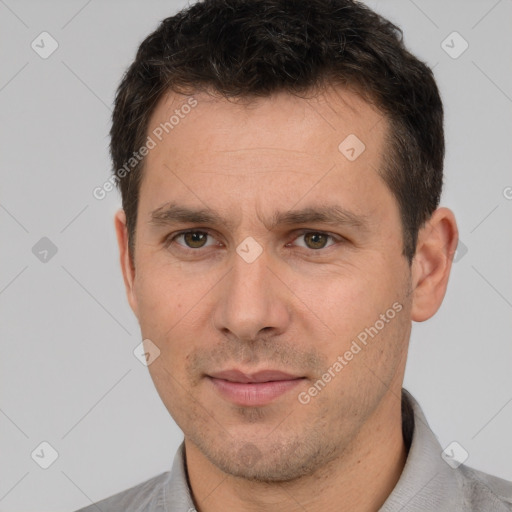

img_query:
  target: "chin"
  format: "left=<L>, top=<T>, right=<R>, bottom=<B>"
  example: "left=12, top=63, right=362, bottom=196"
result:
left=198, top=438, right=328, bottom=483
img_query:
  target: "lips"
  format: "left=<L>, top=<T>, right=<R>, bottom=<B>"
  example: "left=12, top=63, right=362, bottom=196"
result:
left=207, top=369, right=305, bottom=406
left=209, top=369, right=302, bottom=383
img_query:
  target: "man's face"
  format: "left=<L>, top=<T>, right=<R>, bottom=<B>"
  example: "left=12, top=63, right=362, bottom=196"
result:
left=122, top=87, right=414, bottom=481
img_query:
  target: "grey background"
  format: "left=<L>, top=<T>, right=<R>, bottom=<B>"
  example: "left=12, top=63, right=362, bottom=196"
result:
left=0, top=0, right=511, bottom=510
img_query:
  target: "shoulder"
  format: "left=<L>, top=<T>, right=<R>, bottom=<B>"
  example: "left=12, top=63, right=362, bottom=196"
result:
left=73, top=471, right=170, bottom=512
left=457, top=464, right=512, bottom=511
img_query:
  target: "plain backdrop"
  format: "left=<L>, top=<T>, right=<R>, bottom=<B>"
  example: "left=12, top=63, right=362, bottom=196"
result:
left=0, top=0, right=511, bottom=510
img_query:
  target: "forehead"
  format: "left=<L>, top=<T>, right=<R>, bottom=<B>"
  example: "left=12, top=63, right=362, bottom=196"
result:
left=148, top=85, right=385, bottom=155
left=139, top=86, right=392, bottom=223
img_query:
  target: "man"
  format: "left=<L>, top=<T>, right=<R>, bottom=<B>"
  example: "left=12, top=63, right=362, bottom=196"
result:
left=77, top=0, right=512, bottom=510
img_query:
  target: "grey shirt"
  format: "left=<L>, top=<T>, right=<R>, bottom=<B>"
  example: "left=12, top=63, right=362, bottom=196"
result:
left=75, top=390, right=512, bottom=511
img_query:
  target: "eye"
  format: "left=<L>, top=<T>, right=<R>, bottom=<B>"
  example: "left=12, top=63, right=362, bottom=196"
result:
left=290, top=231, right=338, bottom=250
left=165, top=229, right=341, bottom=253
left=166, top=230, right=218, bottom=250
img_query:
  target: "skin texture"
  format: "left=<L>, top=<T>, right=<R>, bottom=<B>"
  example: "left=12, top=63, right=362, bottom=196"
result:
left=115, top=86, right=458, bottom=512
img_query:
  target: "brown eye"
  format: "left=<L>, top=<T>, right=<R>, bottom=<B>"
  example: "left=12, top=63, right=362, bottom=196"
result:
left=303, top=232, right=330, bottom=249
left=182, top=231, right=209, bottom=248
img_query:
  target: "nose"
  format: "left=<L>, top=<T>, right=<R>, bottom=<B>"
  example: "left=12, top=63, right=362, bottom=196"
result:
left=212, top=246, right=291, bottom=343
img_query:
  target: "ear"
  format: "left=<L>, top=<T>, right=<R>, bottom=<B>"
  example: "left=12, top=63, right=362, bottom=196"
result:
left=114, top=209, right=139, bottom=318
left=410, top=207, right=458, bottom=322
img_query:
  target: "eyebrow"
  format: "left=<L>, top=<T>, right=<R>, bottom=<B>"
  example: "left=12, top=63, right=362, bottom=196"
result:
left=149, top=202, right=370, bottom=232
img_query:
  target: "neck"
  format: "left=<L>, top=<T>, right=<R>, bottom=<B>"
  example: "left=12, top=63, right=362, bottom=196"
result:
left=186, top=389, right=407, bottom=512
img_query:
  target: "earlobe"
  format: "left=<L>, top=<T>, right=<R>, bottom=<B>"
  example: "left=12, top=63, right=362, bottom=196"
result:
left=410, top=207, right=459, bottom=322
left=114, top=209, right=139, bottom=318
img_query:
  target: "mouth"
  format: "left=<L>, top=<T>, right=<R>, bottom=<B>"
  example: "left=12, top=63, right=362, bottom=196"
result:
left=207, top=369, right=306, bottom=406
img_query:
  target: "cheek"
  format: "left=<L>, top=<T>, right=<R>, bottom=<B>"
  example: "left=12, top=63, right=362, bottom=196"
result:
left=134, top=268, right=187, bottom=360
left=303, top=269, right=387, bottom=326
left=302, top=263, right=404, bottom=359
left=134, top=263, right=191, bottom=322
left=133, top=263, right=219, bottom=369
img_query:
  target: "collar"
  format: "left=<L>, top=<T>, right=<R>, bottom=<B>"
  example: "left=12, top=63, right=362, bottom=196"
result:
left=379, top=389, right=464, bottom=511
